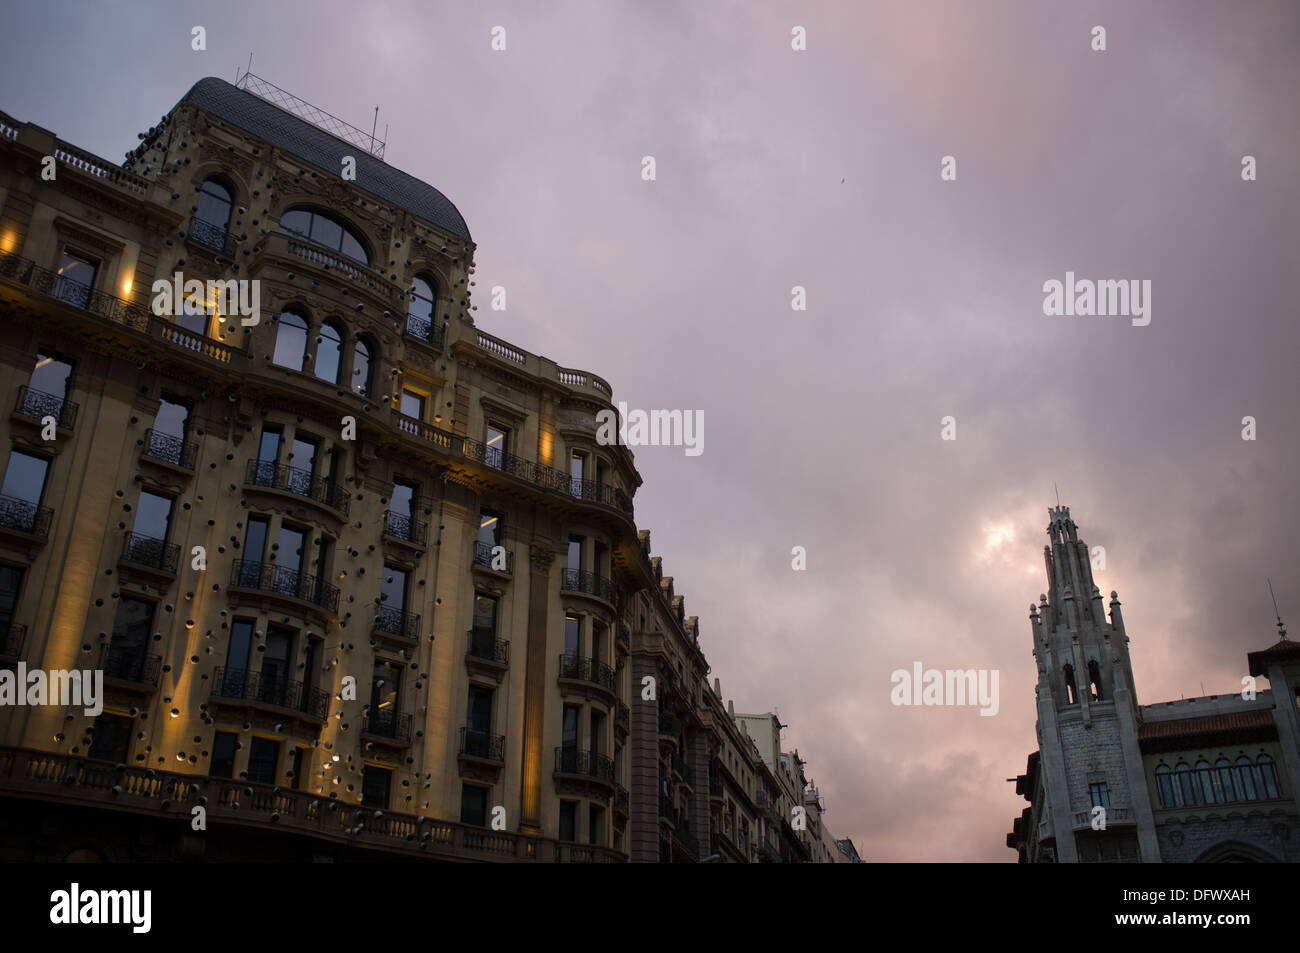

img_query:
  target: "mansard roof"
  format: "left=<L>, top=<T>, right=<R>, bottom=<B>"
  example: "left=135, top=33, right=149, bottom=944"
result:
left=180, top=77, right=471, bottom=240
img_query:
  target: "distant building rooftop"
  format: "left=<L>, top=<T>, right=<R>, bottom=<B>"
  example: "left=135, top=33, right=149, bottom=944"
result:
left=180, top=76, right=471, bottom=240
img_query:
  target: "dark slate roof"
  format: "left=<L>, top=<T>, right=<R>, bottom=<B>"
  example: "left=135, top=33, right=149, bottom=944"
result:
left=180, top=77, right=470, bottom=240
left=1248, top=637, right=1300, bottom=676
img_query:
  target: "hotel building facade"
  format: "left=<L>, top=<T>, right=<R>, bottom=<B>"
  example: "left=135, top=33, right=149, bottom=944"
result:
left=0, top=75, right=851, bottom=863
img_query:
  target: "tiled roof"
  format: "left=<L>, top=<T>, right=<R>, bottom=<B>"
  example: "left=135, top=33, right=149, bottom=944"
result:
left=180, top=77, right=471, bottom=240
left=1247, top=637, right=1300, bottom=676
left=1138, top=710, right=1276, bottom=751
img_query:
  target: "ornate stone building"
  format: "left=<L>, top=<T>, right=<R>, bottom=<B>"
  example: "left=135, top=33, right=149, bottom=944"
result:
left=1007, top=505, right=1300, bottom=862
left=0, top=75, right=850, bottom=862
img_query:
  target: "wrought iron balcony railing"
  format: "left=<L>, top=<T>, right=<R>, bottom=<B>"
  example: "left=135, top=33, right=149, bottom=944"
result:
left=229, top=560, right=340, bottom=615
left=0, top=622, right=25, bottom=657
left=0, top=495, right=52, bottom=539
left=472, top=539, right=514, bottom=574
left=142, top=429, right=197, bottom=469
left=99, top=644, right=161, bottom=686
left=244, top=459, right=351, bottom=516
left=554, top=746, right=615, bottom=784
left=404, top=313, right=446, bottom=350
left=15, top=385, right=77, bottom=430
left=557, top=653, right=616, bottom=693
left=188, top=215, right=234, bottom=256
left=460, top=727, right=506, bottom=762
left=382, top=509, right=428, bottom=546
left=374, top=605, right=420, bottom=640
left=212, top=666, right=329, bottom=720
left=364, top=706, right=412, bottom=742
left=461, top=437, right=634, bottom=517
left=561, top=568, right=616, bottom=603
left=467, top=629, right=510, bottom=665
left=0, top=252, right=240, bottom=364
left=120, top=531, right=180, bottom=574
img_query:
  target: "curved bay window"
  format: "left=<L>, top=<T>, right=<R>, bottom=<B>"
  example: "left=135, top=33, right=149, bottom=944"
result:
left=193, top=178, right=233, bottom=249
left=279, top=208, right=369, bottom=265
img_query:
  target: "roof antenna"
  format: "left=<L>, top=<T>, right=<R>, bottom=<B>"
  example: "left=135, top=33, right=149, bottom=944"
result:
left=371, top=106, right=379, bottom=155
left=237, top=52, right=253, bottom=85
left=1268, top=578, right=1287, bottom=640
left=1054, top=483, right=1060, bottom=507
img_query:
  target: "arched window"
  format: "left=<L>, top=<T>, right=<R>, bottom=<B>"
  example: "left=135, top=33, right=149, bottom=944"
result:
left=1215, top=758, right=1239, bottom=802
left=1237, top=756, right=1258, bottom=800
left=314, top=321, right=343, bottom=383
left=1063, top=664, right=1077, bottom=705
left=1175, top=762, right=1197, bottom=806
left=1258, top=755, right=1281, bottom=799
left=194, top=178, right=233, bottom=249
left=1155, top=764, right=1175, bottom=808
left=1195, top=759, right=1217, bottom=804
left=407, top=275, right=436, bottom=340
left=1087, top=660, right=1103, bottom=701
left=279, top=208, right=369, bottom=265
left=273, top=310, right=309, bottom=371
left=352, top=337, right=373, bottom=397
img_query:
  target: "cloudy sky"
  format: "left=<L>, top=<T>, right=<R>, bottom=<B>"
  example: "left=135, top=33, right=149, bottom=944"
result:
left=3, top=0, right=1297, bottom=860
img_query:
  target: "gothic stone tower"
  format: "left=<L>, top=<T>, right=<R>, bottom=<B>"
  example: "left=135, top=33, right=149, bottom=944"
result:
left=1029, top=506, right=1160, bottom=861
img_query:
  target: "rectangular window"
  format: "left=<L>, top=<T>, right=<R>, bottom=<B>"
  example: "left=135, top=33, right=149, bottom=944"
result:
left=387, top=480, right=417, bottom=539
left=87, top=713, right=132, bottom=762
left=564, top=615, right=581, bottom=657
left=381, top=565, right=408, bottom=617
left=1089, top=782, right=1110, bottom=810
left=478, top=509, right=502, bottom=548
left=262, top=625, right=293, bottom=693
left=1, top=451, right=50, bottom=510
left=0, top=565, right=24, bottom=635
left=223, top=619, right=255, bottom=695
left=277, top=525, right=306, bottom=575
left=254, top=427, right=282, bottom=487
left=28, top=353, right=73, bottom=405
left=361, top=766, right=391, bottom=809
left=590, top=711, right=606, bottom=757
left=567, top=537, right=582, bottom=572
left=55, top=248, right=97, bottom=307
left=562, top=705, right=580, bottom=752
left=570, top=451, right=585, bottom=497
left=558, top=801, right=576, bottom=842
left=107, top=597, right=154, bottom=680
left=133, top=490, right=173, bottom=542
left=588, top=805, right=604, bottom=846
left=149, top=397, right=190, bottom=464
left=467, top=685, right=493, bottom=735
left=247, top=737, right=280, bottom=785
left=288, top=435, right=318, bottom=495
left=400, top=390, right=425, bottom=421
left=460, top=784, right=488, bottom=827
left=485, top=424, right=507, bottom=468
left=471, top=594, right=498, bottom=658
left=210, top=731, right=238, bottom=778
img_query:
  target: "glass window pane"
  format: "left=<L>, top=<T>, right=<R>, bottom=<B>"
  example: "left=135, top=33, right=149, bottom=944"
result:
left=279, top=209, right=311, bottom=237
left=310, top=215, right=343, bottom=250
left=273, top=312, right=309, bottom=371
left=134, top=490, right=173, bottom=541
left=341, top=229, right=368, bottom=265
left=155, top=398, right=188, bottom=439
left=30, top=353, right=72, bottom=399
left=381, top=565, right=407, bottom=613
left=197, top=180, right=232, bottom=228
left=352, top=339, right=371, bottom=396
left=1, top=452, right=49, bottom=504
left=400, top=390, right=424, bottom=420
left=314, top=323, right=342, bottom=382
